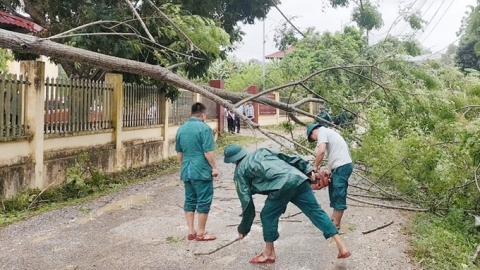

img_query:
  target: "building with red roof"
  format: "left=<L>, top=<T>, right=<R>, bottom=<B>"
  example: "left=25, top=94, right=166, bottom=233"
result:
left=0, top=10, right=42, bottom=33
left=265, top=46, right=296, bottom=60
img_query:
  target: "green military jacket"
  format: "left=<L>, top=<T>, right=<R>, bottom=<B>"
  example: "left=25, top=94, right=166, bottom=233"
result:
left=233, top=148, right=313, bottom=235
left=316, top=111, right=332, bottom=126
left=175, top=118, right=215, bottom=181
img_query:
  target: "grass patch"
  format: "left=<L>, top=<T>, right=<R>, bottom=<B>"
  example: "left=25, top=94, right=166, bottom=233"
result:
left=409, top=210, right=480, bottom=269
left=0, top=157, right=180, bottom=227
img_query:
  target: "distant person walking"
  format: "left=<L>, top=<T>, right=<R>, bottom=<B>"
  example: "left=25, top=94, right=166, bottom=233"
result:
left=245, top=102, right=254, bottom=121
left=235, top=105, right=245, bottom=133
left=175, top=102, right=219, bottom=241
left=226, top=109, right=235, bottom=134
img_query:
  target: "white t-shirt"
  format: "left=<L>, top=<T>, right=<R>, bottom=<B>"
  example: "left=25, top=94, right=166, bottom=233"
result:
left=236, top=106, right=244, bottom=115
left=316, top=127, right=352, bottom=169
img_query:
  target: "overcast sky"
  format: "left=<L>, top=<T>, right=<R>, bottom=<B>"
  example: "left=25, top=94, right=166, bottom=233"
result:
left=231, top=0, right=477, bottom=61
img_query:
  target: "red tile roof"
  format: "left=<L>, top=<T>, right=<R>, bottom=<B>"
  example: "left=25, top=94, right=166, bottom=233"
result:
left=265, top=46, right=296, bottom=59
left=0, top=10, right=42, bottom=32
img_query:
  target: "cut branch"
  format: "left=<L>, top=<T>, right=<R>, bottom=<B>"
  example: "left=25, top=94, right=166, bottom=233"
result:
left=362, top=221, right=394, bottom=234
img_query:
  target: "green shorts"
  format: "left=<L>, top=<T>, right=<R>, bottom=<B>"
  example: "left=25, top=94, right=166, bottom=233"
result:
left=183, top=179, right=214, bottom=213
left=328, top=163, right=353, bottom=210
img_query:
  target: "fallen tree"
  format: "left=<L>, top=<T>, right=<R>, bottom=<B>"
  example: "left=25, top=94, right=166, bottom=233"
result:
left=0, top=28, right=375, bottom=150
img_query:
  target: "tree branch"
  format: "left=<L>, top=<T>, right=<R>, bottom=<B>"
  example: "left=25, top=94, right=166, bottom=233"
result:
left=347, top=195, right=428, bottom=212
left=23, top=0, right=48, bottom=27
left=124, top=0, right=156, bottom=43
left=144, top=0, right=202, bottom=52
left=234, top=64, right=375, bottom=108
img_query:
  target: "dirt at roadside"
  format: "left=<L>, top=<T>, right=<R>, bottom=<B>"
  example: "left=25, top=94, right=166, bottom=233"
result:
left=0, top=130, right=421, bottom=270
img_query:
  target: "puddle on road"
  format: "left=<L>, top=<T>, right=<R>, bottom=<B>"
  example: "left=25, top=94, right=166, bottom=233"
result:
left=77, top=193, right=149, bottom=224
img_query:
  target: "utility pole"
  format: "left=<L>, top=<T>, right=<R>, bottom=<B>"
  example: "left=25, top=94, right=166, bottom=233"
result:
left=262, top=18, right=266, bottom=91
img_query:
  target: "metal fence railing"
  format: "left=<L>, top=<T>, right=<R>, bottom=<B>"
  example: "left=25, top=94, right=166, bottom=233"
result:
left=123, top=83, right=163, bottom=127
left=0, top=74, right=29, bottom=138
left=200, top=96, right=217, bottom=120
left=169, top=90, right=194, bottom=125
left=1, top=72, right=221, bottom=139
left=44, top=78, right=113, bottom=134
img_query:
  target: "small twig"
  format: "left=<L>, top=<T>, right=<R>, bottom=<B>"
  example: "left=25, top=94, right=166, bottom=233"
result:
left=472, top=243, right=480, bottom=264
left=348, top=193, right=397, bottom=200
left=27, top=182, right=56, bottom=210
left=362, top=221, right=394, bottom=234
left=279, top=219, right=302, bottom=223
left=474, top=163, right=480, bottom=195
left=194, top=238, right=240, bottom=256
left=218, top=198, right=236, bottom=201
left=347, top=196, right=428, bottom=212
left=283, top=211, right=303, bottom=219
left=226, top=220, right=261, bottom=227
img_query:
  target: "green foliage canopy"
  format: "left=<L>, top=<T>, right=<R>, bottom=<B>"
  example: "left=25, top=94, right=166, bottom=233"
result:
left=1, top=0, right=277, bottom=89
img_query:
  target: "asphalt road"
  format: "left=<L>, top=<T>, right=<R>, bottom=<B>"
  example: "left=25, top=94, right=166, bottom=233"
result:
left=0, top=131, right=420, bottom=270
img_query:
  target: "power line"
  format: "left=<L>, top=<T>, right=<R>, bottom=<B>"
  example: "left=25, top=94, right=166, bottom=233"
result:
left=395, top=0, right=422, bottom=36
left=273, top=4, right=305, bottom=38
left=418, top=0, right=448, bottom=40
left=406, top=0, right=435, bottom=37
left=421, top=0, right=455, bottom=42
left=397, top=0, right=430, bottom=37
left=429, top=37, right=460, bottom=56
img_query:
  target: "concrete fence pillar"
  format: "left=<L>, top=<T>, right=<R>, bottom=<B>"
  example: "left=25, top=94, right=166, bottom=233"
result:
left=274, top=92, right=280, bottom=125
left=21, top=61, right=45, bottom=189
left=105, top=73, right=124, bottom=171
left=209, top=80, right=224, bottom=132
left=160, top=92, right=170, bottom=159
left=247, top=85, right=259, bottom=124
left=308, top=94, right=314, bottom=115
left=194, top=93, right=201, bottom=103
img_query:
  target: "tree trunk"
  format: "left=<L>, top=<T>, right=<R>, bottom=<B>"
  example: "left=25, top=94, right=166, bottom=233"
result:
left=0, top=28, right=314, bottom=118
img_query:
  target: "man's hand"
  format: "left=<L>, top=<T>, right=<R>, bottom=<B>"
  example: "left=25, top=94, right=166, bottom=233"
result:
left=308, top=170, right=316, bottom=182
left=238, top=233, right=246, bottom=239
left=212, top=168, right=219, bottom=177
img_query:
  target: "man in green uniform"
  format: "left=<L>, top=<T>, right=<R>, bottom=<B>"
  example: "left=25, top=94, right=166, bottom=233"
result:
left=223, top=144, right=351, bottom=264
left=175, top=102, right=219, bottom=241
left=316, top=103, right=332, bottom=127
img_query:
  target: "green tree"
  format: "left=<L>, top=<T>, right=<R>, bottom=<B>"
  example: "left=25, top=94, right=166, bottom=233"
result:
left=351, top=1, right=383, bottom=31
left=0, top=49, right=12, bottom=72
left=456, top=2, right=480, bottom=70
left=273, top=18, right=299, bottom=51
